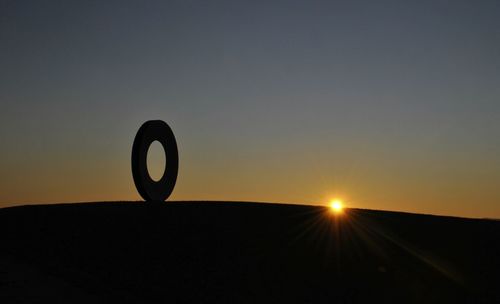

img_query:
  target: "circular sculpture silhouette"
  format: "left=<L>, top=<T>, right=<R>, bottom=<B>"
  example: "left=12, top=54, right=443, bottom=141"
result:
left=131, top=120, right=178, bottom=202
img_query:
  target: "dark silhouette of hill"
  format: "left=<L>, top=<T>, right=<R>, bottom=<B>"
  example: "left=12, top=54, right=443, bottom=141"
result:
left=1, top=201, right=499, bottom=303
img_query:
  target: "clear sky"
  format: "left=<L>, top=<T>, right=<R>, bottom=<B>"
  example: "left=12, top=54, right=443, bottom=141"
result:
left=1, top=0, right=499, bottom=218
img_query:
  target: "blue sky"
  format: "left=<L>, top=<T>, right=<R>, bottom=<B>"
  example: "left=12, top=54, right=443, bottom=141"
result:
left=1, top=0, right=499, bottom=217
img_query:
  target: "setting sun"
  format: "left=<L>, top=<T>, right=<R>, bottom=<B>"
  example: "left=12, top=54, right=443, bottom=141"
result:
left=330, top=200, right=344, bottom=213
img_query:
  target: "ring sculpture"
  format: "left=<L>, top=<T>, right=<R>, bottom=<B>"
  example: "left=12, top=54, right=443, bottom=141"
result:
left=131, top=120, right=178, bottom=202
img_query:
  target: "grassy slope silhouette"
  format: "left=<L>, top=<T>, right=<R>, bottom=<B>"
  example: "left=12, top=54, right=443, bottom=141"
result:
left=1, top=201, right=499, bottom=303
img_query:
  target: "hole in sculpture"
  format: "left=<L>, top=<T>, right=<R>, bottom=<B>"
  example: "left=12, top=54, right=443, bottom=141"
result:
left=147, top=141, right=166, bottom=182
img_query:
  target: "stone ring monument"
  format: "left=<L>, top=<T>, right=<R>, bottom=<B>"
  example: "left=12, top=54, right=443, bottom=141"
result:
left=131, top=120, right=178, bottom=201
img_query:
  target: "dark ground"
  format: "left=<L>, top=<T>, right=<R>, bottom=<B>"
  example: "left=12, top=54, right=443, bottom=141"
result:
left=0, top=201, right=499, bottom=303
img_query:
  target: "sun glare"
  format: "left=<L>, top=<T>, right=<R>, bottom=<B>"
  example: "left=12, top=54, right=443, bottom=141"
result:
left=330, top=199, right=344, bottom=213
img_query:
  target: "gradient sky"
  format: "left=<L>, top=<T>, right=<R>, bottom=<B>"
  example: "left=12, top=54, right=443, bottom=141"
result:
left=1, top=0, right=499, bottom=218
